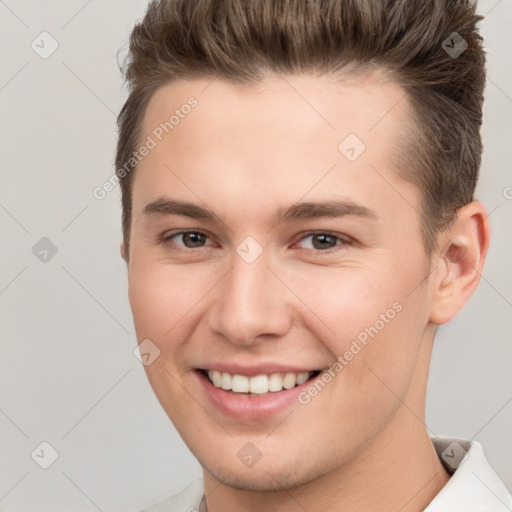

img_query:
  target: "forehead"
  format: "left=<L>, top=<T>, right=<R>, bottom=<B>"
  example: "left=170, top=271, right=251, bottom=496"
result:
left=142, top=71, right=408, bottom=149
left=133, top=73, right=415, bottom=219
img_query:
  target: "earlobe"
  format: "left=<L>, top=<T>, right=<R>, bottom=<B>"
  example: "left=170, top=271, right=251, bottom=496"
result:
left=430, top=202, right=491, bottom=325
left=120, top=243, right=128, bottom=262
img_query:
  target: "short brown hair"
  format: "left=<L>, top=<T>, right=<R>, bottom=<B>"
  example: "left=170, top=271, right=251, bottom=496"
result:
left=116, top=0, right=485, bottom=256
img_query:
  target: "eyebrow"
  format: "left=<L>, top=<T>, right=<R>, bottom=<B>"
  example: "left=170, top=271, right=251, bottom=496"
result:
left=143, top=198, right=219, bottom=221
left=142, top=198, right=378, bottom=224
left=275, top=201, right=377, bottom=223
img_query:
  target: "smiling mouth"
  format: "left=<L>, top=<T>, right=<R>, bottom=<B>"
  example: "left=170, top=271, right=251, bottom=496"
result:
left=200, top=369, right=322, bottom=396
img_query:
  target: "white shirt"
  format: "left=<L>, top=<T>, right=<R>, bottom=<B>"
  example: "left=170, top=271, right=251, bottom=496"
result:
left=141, top=438, right=512, bottom=511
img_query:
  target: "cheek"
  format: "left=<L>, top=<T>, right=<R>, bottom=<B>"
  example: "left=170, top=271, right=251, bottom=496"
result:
left=127, top=258, right=206, bottom=344
left=289, top=272, right=427, bottom=448
left=288, top=266, right=406, bottom=340
left=286, top=257, right=429, bottom=387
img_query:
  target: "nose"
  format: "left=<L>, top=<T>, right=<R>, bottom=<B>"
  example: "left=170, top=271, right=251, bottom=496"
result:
left=207, top=254, right=292, bottom=346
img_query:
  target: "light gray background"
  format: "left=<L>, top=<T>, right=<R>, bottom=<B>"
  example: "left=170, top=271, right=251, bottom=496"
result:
left=0, top=1, right=511, bottom=511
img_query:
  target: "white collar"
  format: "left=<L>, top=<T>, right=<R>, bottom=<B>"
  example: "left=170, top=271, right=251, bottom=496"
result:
left=425, top=438, right=512, bottom=511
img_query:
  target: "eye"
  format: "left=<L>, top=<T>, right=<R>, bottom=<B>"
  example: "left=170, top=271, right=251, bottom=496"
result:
left=162, top=230, right=212, bottom=249
left=296, top=232, right=347, bottom=251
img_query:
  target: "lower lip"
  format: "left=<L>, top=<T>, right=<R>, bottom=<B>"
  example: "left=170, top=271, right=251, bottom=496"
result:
left=196, top=371, right=316, bottom=420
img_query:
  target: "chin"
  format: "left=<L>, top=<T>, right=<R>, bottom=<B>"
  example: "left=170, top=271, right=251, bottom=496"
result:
left=201, top=454, right=329, bottom=492
left=208, top=469, right=307, bottom=492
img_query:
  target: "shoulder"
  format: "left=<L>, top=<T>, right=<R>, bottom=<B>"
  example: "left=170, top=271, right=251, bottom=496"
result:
left=139, top=478, right=204, bottom=512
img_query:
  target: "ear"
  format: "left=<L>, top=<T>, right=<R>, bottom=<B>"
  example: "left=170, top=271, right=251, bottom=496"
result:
left=429, top=202, right=491, bottom=325
left=120, top=242, right=128, bottom=262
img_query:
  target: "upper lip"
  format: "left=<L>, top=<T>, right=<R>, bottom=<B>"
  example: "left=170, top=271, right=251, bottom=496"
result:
left=197, top=363, right=323, bottom=376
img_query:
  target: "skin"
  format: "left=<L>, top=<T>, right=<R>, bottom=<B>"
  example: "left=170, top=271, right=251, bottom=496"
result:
left=123, top=73, right=490, bottom=512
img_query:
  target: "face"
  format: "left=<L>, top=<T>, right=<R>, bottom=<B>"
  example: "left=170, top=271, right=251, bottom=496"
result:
left=127, top=73, right=437, bottom=490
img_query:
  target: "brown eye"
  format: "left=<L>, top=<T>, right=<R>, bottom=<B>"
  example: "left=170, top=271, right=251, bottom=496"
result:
left=180, top=232, right=207, bottom=248
left=162, top=231, right=211, bottom=249
left=312, top=234, right=339, bottom=250
left=298, top=233, right=343, bottom=250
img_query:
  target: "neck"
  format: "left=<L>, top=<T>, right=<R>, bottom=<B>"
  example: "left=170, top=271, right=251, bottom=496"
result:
left=202, top=419, right=450, bottom=512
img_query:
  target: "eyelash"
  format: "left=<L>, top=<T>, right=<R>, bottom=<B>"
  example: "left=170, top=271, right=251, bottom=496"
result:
left=158, top=230, right=213, bottom=249
left=158, top=230, right=353, bottom=253
left=294, top=231, right=353, bottom=252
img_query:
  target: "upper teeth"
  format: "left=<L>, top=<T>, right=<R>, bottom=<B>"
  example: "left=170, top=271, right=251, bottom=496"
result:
left=207, top=370, right=311, bottom=394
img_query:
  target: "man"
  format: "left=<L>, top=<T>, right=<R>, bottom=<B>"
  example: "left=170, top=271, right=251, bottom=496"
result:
left=116, top=0, right=511, bottom=510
